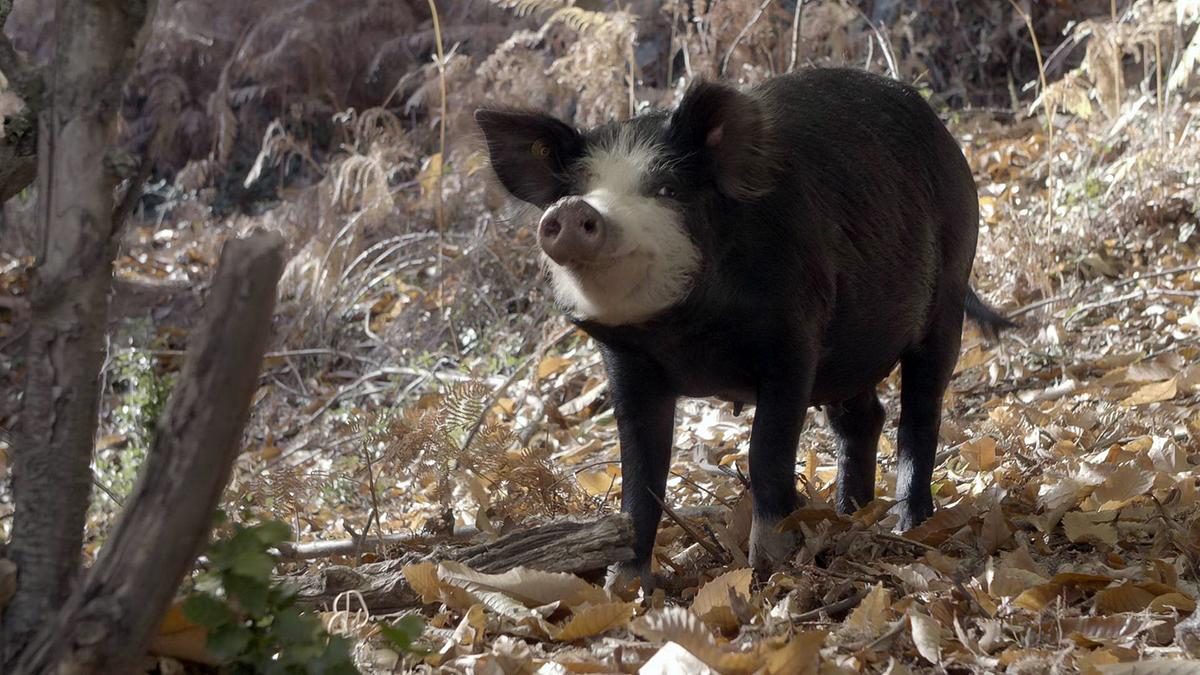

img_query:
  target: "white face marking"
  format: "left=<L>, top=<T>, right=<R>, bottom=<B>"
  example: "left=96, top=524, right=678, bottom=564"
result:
left=542, top=131, right=701, bottom=326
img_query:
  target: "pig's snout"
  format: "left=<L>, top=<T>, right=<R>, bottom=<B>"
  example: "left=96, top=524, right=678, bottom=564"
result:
left=539, top=197, right=606, bottom=265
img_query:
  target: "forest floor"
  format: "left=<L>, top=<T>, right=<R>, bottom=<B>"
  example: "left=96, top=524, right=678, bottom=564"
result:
left=2, top=1, right=1200, bottom=673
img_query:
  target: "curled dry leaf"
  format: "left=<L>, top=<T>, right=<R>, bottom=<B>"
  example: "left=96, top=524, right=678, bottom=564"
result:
left=430, top=603, right=487, bottom=667
left=631, top=606, right=763, bottom=674
left=691, top=567, right=753, bottom=631
left=1062, top=615, right=1158, bottom=648
left=908, top=608, right=943, bottom=665
left=437, top=561, right=611, bottom=610
left=552, top=601, right=638, bottom=642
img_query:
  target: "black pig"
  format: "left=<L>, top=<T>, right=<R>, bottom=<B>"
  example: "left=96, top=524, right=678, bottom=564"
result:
left=476, top=68, right=1013, bottom=590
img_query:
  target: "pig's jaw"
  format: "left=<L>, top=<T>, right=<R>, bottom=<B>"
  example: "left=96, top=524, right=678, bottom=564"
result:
left=543, top=133, right=701, bottom=326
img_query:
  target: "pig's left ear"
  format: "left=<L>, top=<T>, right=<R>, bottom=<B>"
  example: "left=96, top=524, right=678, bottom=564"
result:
left=475, top=109, right=584, bottom=208
left=667, top=80, right=777, bottom=200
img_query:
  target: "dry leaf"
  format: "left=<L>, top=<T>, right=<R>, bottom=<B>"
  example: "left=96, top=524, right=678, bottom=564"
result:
left=641, top=642, right=720, bottom=675
left=632, top=607, right=763, bottom=674
left=537, top=355, right=572, bottom=380
left=552, top=602, right=637, bottom=642
left=1096, top=661, right=1200, bottom=674
left=402, top=562, right=443, bottom=604
left=1094, top=582, right=1158, bottom=614
left=149, top=602, right=218, bottom=666
left=1063, top=511, right=1119, bottom=546
left=980, top=506, right=1013, bottom=555
left=1148, top=593, right=1197, bottom=613
left=1091, top=466, right=1156, bottom=507
left=846, top=584, right=893, bottom=633
left=1122, top=377, right=1178, bottom=406
left=909, top=609, right=943, bottom=664
left=962, top=435, right=999, bottom=471
left=437, top=561, right=610, bottom=610
left=691, top=568, right=753, bottom=631
left=763, top=630, right=826, bottom=675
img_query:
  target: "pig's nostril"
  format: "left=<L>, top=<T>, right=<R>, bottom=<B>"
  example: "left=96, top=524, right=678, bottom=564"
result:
left=582, top=220, right=597, bottom=235
left=541, top=218, right=562, bottom=239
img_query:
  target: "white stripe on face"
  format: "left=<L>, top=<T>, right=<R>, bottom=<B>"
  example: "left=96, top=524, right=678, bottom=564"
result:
left=543, top=130, right=701, bottom=326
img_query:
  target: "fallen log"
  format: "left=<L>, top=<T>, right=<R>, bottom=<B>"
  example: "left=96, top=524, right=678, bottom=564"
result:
left=275, top=505, right=729, bottom=562
left=288, top=513, right=635, bottom=612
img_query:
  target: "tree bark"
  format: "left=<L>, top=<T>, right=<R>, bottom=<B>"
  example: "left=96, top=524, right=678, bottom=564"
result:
left=0, top=0, right=156, bottom=664
left=11, top=230, right=285, bottom=675
left=0, top=0, right=43, bottom=204
left=289, top=514, right=635, bottom=612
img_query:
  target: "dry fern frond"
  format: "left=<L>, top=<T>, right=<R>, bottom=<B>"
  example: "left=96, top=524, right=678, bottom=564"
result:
left=354, top=380, right=586, bottom=516
left=236, top=465, right=319, bottom=521
left=495, top=446, right=588, bottom=516
left=489, top=0, right=569, bottom=19
left=441, top=381, right=490, bottom=432
left=544, top=6, right=617, bottom=34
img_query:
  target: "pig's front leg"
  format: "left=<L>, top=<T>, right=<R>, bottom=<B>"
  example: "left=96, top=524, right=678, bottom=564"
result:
left=748, top=370, right=812, bottom=571
left=600, top=347, right=676, bottom=593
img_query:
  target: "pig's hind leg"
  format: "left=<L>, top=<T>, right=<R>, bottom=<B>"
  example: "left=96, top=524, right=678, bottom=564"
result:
left=829, top=389, right=886, bottom=514
left=894, top=300, right=964, bottom=530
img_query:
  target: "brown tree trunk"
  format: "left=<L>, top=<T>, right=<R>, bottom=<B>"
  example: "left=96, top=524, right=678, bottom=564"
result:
left=12, top=231, right=285, bottom=675
left=0, top=0, right=156, bottom=665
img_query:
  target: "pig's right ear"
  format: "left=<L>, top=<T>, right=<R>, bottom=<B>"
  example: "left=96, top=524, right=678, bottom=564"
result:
left=474, top=109, right=584, bottom=208
left=667, top=80, right=777, bottom=200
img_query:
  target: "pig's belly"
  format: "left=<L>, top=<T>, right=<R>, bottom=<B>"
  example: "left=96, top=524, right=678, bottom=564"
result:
left=666, top=336, right=908, bottom=409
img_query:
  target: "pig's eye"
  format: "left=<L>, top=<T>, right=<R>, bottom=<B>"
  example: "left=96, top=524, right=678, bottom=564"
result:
left=656, top=185, right=676, bottom=199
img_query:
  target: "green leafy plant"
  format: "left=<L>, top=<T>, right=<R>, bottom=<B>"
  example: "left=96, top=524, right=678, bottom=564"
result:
left=376, top=614, right=430, bottom=656
left=183, top=518, right=359, bottom=674
left=95, top=343, right=176, bottom=511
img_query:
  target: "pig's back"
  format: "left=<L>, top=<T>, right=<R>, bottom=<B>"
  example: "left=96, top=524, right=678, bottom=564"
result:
left=751, top=69, right=979, bottom=401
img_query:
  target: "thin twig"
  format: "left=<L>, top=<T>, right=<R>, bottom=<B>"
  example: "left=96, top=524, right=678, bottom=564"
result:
left=1111, top=263, right=1200, bottom=288
left=873, top=530, right=938, bottom=553
left=427, top=0, right=447, bottom=248
left=787, top=0, right=803, bottom=73
left=721, top=0, right=773, bottom=77
left=791, top=589, right=867, bottom=622
left=1008, top=0, right=1054, bottom=230
left=301, top=367, right=413, bottom=426
left=648, top=490, right=724, bottom=559
left=864, top=617, right=908, bottom=651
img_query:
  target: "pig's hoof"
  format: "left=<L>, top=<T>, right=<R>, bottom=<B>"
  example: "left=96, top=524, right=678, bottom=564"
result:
left=605, top=561, right=654, bottom=597
left=892, top=497, right=935, bottom=532
left=749, top=517, right=797, bottom=571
